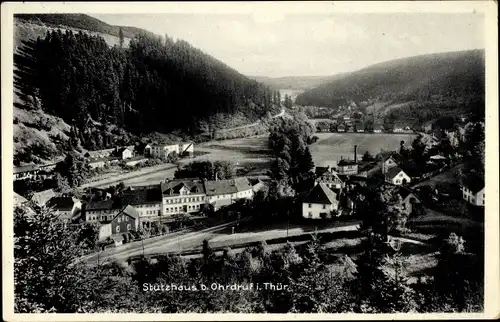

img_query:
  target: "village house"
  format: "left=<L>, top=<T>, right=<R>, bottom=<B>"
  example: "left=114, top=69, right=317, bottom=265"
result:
left=84, top=148, right=115, bottom=160
left=381, top=154, right=402, bottom=174
left=121, top=186, right=163, bottom=227
left=13, top=164, right=40, bottom=181
left=161, top=179, right=207, bottom=216
left=461, top=184, right=485, bottom=207
left=314, top=166, right=344, bottom=190
left=46, top=196, right=82, bottom=222
left=204, top=177, right=254, bottom=211
left=149, top=143, right=179, bottom=159
left=398, top=187, right=423, bottom=216
left=116, top=146, right=134, bottom=160
left=385, top=167, right=411, bottom=185
left=337, top=159, right=358, bottom=175
left=98, top=205, right=140, bottom=244
left=337, top=124, right=346, bottom=132
left=373, top=123, right=383, bottom=133
left=30, top=188, right=57, bottom=207
left=393, top=122, right=406, bottom=133
left=302, top=183, right=339, bottom=219
left=84, top=198, right=123, bottom=223
left=316, top=122, right=330, bottom=133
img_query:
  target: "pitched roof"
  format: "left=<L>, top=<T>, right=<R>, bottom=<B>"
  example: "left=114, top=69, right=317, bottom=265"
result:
left=303, top=183, right=337, bottom=205
left=86, top=198, right=121, bottom=211
left=31, top=189, right=57, bottom=206
left=398, top=187, right=419, bottom=201
left=161, top=179, right=205, bottom=195
left=118, top=205, right=139, bottom=219
left=315, top=166, right=330, bottom=176
left=46, top=196, right=79, bottom=211
left=121, top=187, right=162, bottom=206
left=385, top=167, right=407, bottom=180
left=204, top=178, right=252, bottom=196
left=384, top=153, right=402, bottom=163
left=14, top=192, right=28, bottom=206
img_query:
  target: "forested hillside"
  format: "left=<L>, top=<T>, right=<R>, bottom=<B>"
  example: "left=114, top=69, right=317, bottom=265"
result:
left=295, top=50, right=485, bottom=123
left=14, top=18, right=280, bottom=156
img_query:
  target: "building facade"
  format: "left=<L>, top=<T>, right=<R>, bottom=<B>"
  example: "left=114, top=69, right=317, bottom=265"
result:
left=161, top=179, right=207, bottom=217
left=385, top=167, right=411, bottom=185
left=302, top=183, right=339, bottom=219
left=46, top=196, right=82, bottom=221
left=462, top=186, right=485, bottom=206
left=337, top=159, right=358, bottom=176
left=204, top=178, right=254, bottom=210
left=150, top=144, right=180, bottom=159
left=122, top=186, right=163, bottom=226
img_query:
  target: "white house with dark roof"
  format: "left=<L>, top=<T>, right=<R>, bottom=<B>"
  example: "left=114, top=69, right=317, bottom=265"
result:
left=161, top=179, right=207, bottom=216
left=116, top=146, right=134, bottom=160
left=180, top=143, right=195, bottom=157
left=461, top=184, right=485, bottom=207
left=204, top=177, right=254, bottom=210
left=385, top=167, right=411, bottom=185
left=302, top=183, right=339, bottom=219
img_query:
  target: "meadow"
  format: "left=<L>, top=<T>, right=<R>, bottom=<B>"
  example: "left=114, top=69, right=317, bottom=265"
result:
left=309, top=132, right=417, bottom=167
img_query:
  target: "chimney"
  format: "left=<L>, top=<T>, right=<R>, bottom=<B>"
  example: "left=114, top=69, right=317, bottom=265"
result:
left=354, top=145, right=358, bottom=162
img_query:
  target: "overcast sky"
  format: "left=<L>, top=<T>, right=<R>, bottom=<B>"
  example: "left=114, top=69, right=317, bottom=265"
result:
left=91, top=13, right=485, bottom=78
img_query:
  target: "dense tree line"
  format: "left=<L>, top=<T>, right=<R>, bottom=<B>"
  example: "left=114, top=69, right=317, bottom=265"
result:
left=14, top=200, right=483, bottom=313
left=268, top=113, right=316, bottom=195
left=14, top=29, right=280, bottom=151
left=174, top=161, right=234, bottom=181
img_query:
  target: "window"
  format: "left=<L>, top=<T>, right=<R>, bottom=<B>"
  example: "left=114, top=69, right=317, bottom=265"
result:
left=308, top=204, right=312, bottom=208
left=127, top=224, right=131, bottom=231
left=116, top=226, right=120, bottom=233
left=117, top=217, right=121, bottom=223
left=308, top=212, right=313, bottom=218
left=323, top=205, right=326, bottom=209
left=395, top=179, right=400, bottom=184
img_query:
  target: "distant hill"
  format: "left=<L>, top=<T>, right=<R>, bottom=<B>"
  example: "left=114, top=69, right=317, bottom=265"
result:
left=295, top=50, right=485, bottom=123
left=251, top=74, right=348, bottom=91
left=13, top=14, right=279, bottom=164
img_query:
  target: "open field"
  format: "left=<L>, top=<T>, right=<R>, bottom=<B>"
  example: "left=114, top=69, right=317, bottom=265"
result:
left=81, top=132, right=422, bottom=188
left=310, top=132, right=417, bottom=167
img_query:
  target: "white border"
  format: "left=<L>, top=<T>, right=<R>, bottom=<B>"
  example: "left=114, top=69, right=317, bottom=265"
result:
left=2, top=1, right=499, bottom=321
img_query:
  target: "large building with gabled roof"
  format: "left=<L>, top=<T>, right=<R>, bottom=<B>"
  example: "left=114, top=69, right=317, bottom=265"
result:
left=302, top=183, right=339, bottom=219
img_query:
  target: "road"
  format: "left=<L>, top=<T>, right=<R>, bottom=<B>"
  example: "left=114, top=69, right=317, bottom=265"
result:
left=80, top=163, right=178, bottom=189
left=84, top=219, right=361, bottom=265
left=80, top=218, right=250, bottom=266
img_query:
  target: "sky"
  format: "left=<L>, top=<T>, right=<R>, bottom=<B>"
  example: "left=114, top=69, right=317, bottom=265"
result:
left=91, top=13, right=485, bottom=78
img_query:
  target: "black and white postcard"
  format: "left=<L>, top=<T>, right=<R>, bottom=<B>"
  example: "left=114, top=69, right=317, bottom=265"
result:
left=2, top=1, right=498, bottom=320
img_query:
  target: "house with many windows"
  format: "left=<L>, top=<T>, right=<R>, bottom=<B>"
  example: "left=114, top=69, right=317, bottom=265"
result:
left=204, top=178, right=254, bottom=211
left=161, top=179, right=207, bottom=216
left=302, top=183, right=339, bottom=219
left=149, top=144, right=179, bottom=159
left=461, top=184, right=485, bottom=207
left=337, top=159, right=358, bottom=176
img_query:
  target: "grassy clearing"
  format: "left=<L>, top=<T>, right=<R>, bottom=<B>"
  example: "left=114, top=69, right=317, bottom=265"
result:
left=310, top=132, right=417, bottom=167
